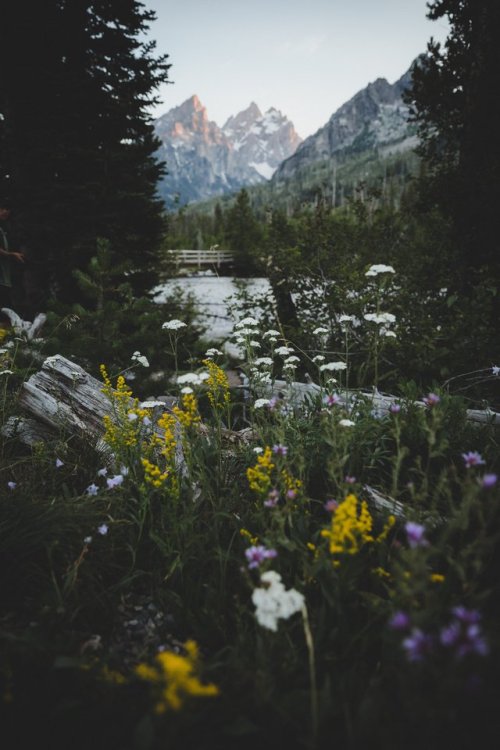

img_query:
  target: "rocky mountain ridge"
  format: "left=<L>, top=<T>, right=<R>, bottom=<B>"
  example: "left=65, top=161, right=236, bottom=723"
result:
left=154, top=97, right=301, bottom=207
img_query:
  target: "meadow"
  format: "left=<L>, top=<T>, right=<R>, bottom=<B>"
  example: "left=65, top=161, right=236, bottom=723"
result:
left=1, top=263, right=499, bottom=750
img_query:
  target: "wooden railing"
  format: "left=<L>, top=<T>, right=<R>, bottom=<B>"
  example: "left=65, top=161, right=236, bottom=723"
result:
left=167, top=248, right=234, bottom=268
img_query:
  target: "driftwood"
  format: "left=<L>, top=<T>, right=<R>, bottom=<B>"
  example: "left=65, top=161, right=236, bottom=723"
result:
left=258, top=379, right=500, bottom=425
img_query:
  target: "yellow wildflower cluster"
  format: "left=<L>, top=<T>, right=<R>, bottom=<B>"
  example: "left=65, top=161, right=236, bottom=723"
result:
left=141, top=412, right=179, bottom=490
left=321, top=494, right=395, bottom=559
left=240, top=528, right=259, bottom=545
left=100, top=365, right=148, bottom=451
left=246, top=447, right=275, bottom=494
left=202, top=358, right=230, bottom=409
left=134, top=640, right=219, bottom=713
left=172, top=392, right=201, bottom=429
left=141, top=457, right=169, bottom=488
left=281, top=468, right=302, bottom=497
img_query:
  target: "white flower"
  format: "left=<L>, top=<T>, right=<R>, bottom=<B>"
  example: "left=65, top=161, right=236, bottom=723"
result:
left=254, top=398, right=270, bottom=409
left=235, top=317, right=259, bottom=328
left=86, top=484, right=99, bottom=496
left=339, top=419, right=355, bottom=427
left=131, top=351, right=149, bottom=368
left=253, top=447, right=264, bottom=454
left=205, top=347, right=223, bottom=357
left=254, top=357, right=274, bottom=367
left=363, top=312, right=396, bottom=325
left=263, top=329, right=280, bottom=338
left=381, top=330, right=397, bottom=338
left=181, top=386, right=194, bottom=394
left=162, top=319, right=187, bottom=331
left=312, top=355, right=325, bottom=363
left=492, top=366, right=500, bottom=376
left=97, top=523, right=109, bottom=535
left=84, top=535, right=93, bottom=544
left=251, top=571, right=304, bottom=632
left=312, top=326, right=329, bottom=335
left=338, top=314, right=354, bottom=323
left=319, top=362, right=347, bottom=372
left=176, top=372, right=208, bottom=386
left=127, top=412, right=138, bottom=421
left=365, top=264, right=396, bottom=277
left=284, top=355, right=300, bottom=364
left=140, top=400, right=165, bottom=408
left=97, top=468, right=108, bottom=477
left=233, top=327, right=256, bottom=337
left=275, top=346, right=294, bottom=356
left=0, top=370, right=13, bottom=376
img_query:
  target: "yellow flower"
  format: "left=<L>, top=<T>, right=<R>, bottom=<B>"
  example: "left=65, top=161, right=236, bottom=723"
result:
left=202, top=358, right=230, bottom=409
left=134, top=640, right=219, bottom=713
left=173, top=392, right=201, bottom=429
left=246, top=446, right=275, bottom=494
left=430, top=573, right=445, bottom=583
left=321, top=494, right=394, bottom=563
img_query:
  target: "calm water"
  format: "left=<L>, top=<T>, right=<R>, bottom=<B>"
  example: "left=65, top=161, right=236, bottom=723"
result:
left=153, top=275, right=271, bottom=342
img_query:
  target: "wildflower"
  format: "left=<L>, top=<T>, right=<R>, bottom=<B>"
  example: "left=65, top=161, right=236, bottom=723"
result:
left=363, top=312, right=396, bottom=325
left=284, top=355, right=300, bottom=364
left=272, top=443, right=288, bottom=456
left=405, top=521, right=428, bottom=549
left=344, top=475, right=356, bottom=484
left=339, top=314, right=354, bottom=324
left=402, top=629, right=433, bottom=662
left=320, top=361, right=347, bottom=372
left=382, top=329, right=397, bottom=338
left=285, top=488, right=297, bottom=500
left=254, top=357, right=274, bottom=367
left=86, top=483, right=99, bottom=496
left=131, top=351, right=149, bottom=368
left=423, top=392, right=440, bottom=407
left=440, top=610, right=489, bottom=658
left=162, top=319, right=187, bottom=331
left=312, top=326, right=329, bottom=335
left=245, top=545, right=278, bottom=570
left=235, top=317, right=258, bottom=328
left=176, top=372, right=206, bottom=386
left=339, top=418, right=355, bottom=427
left=97, top=523, right=109, bottom=535
left=251, top=571, right=304, bottom=632
left=135, top=640, right=219, bottom=712
left=430, top=573, right=445, bottom=583
left=324, top=393, right=341, bottom=407
left=481, top=473, right=498, bottom=488
left=97, top=468, right=108, bottom=477
left=462, top=451, right=486, bottom=469
left=324, top=499, right=338, bottom=512
left=247, top=447, right=275, bottom=494
left=140, top=400, right=165, bottom=408
left=120, top=466, right=129, bottom=477
left=253, top=398, right=270, bottom=409
left=263, top=329, right=280, bottom=338
left=127, top=412, right=138, bottom=421
left=389, top=403, right=401, bottom=414
left=312, top=355, right=325, bottom=363
left=55, top=458, right=64, bottom=468
left=388, top=611, right=411, bottom=631
left=264, top=489, right=280, bottom=508
left=202, top=359, right=230, bottom=410
left=365, top=264, right=396, bottom=276
left=249, top=341, right=261, bottom=348
left=7, top=481, right=16, bottom=490
left=107, top=474, right=124, bottom=489
left=492, top=366, right=500, bottom=376
left=84, top=536, right=93, bottom=544
left=275, top=346, right=294, bottom=356
left=205, top=347, right=223, bottom=358
left=321, top=494, right=394, bottom=560
left=253, top=446, right=264, bottom=454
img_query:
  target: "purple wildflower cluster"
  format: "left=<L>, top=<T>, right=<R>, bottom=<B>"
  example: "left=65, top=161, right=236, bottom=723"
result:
left=460, top=451, right=497, bottom=487
left=272, top=444, right=288, bottom=457
left=245, top=545, right=278, bottom=570
left=405, top=521, right=429, bottom=549
left=389, top=606, right=488, bottom=662
left=264, top=489, right=280, bottom=508
left=423, top=392, right=440, bottom=408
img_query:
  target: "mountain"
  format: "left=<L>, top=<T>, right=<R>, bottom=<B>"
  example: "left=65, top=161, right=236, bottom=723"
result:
left=154, top=97, right=301, bottom=207
left=273, top=67, right=417, bottom=188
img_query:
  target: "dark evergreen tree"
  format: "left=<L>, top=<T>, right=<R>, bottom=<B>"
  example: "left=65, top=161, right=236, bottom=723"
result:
left=405, top=0, right=500, bottom=280
left=225, top=189, right=262, bottom=274
left=0, top=1, right=170, bottom=311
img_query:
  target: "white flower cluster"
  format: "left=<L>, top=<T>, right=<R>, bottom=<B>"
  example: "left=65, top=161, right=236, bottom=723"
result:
left=251, top=571, right=305, bottom=632
left=319, top=361, right=347, bottom=372
left=254, top=398, right=271, bottom=409
left=363, top=312, right=396, bottom=325
left=235, top=317, right=259, bottom=328
left=254, top=357, right=274, bottom=367
left=162, top=319, right=187, bottom=331
left=176, top=371, right=209, bottom=386
left=365, top=264, right=396, bottom=277
left=205, top=347, right=223, bottom=358
left=275, top=346, right=295, bottom=357
left=131, top=351, right=149, bottom=368
left=312, top=326, right=329, bottom=336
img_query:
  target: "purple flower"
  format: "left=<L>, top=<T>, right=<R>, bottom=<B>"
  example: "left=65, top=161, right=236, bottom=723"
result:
left=481, top=473, right=497, bottom=488
left=245, top=545, right=278, bottom=570
left=286, top=489, right=297, bottom=500
left=324, top=393, right=341, bottom=407
left=451, top=606, right=481, bottom=624
left=272, top=444, right=288, bottom=456
left=86, top=483, right=99, bottom=496
left=268, top=397, right=279, bottom=411
left=440, top=621, right=461, bottom=647
left=7, top=481, right=17, bottom=490
left=423, top=392, right=440, bottom=407
left=492, top=366, right=500, bottom=376
left=264, top=489, right=280, bottom=508
left=97, top=523, right=109, bottom=536
left=441, top=619, right=489, bottom=658
left=107, top=474, right=124, bottom=489
left=55, top=458, right=64, bottom=468
left=389, top=403, right=401, bottom=414
left=97, top=468, right=108, bottom=477
left=462, top=451, right=486, bottom=469
left=405, top=521, right=428, bottom=549
left=324, top=499, right=339, bottom=512
left=388, top=611, right=411, bottom=631
left=344, top=475, right=356, bottom=484
left=402, top=628, right=433, bottom=662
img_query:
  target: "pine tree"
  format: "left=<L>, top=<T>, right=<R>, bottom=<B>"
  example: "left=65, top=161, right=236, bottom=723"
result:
left=0, top=1, right=170, bottom=310
left=225, top=189, right=262, bottom=274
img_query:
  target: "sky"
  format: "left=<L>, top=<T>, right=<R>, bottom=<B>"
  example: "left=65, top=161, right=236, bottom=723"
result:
left=142, top=0, right=450, bottom=139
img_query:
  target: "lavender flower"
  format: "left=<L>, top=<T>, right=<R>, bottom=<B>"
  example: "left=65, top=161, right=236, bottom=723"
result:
left=97, top=524, right=109, bottom=536
left=344, top=475, right=356, bottom=484
left=55, top=458, right=64, bottom=468
left=106, top=474, right=124, bottom=489
left=492, top=366, right=500, bottom=376
left=264, top=489, right=280, bottom=508
left=324, top=499, right=338, bottom=512
left=324, top=393, right=341, bottom=407
left=389, top=403, right=401, bottom=414
left=423, top=392, right=440, bottom=407
left=245, top=545, right=278, bottom=570
left=272, top=444, right=288, bottom=457
left=402, top=628, right=433, bottom=661
left=481, top=473, right=498, bottom=488
left=7, top=481, right=16, bottom=490
left=86, top=483, right=99, bottom=496
left=388, top=611, right=411, bottom=631
left=405, top=521, right=428, bottom=549
left=462, top=451, right=486, bottom=469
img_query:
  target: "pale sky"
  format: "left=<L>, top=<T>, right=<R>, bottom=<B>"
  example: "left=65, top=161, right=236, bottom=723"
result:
left=142, top=0, right=450, bottom=139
